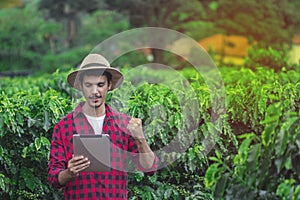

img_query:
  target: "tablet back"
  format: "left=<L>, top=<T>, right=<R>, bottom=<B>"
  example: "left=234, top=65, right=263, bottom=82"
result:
left=73, top=134, right=111, bottom=172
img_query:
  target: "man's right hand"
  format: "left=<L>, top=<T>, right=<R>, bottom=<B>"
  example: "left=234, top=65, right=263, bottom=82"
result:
left=58, top=155, right=90, bottom=185
left=67, top=155, right=90, bottom=176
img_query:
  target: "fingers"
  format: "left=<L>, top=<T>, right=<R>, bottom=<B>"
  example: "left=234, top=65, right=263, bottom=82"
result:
left=128, top=118, right=145, bottom=139
left=133, top=118, right=141, bottom=124
left=128, top=118, right=142, bottom=129
left=67, top=155, right=90, bottom=177
left=133, top=118, right=142, bottom=126
left=128, top=118, right=141, bottom=132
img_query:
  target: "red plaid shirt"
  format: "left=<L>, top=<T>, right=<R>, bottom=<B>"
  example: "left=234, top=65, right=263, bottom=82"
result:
left=48, top=102, right=158, bottom=199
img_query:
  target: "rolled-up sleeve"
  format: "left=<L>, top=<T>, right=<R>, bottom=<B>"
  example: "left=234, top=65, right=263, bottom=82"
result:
left=137, top=153, right=159, bottom=175
left=128, top=136, right=159, bottom=174
left=47, top=123, right=67, bottom=188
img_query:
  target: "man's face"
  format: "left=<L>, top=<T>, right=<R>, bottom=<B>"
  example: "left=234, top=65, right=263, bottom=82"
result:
left=81, top=75, right=111, bottom=109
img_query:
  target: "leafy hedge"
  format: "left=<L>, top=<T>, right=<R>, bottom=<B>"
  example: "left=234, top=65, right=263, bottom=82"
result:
left=0, top=65, right=299, bottom=199
left=206, top=66, right=300, bottom=199
left=0, top=72, right=74, bottom=199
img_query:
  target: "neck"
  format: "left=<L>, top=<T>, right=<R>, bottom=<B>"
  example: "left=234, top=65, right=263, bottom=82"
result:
left=82, top=103, right=106, bottom=117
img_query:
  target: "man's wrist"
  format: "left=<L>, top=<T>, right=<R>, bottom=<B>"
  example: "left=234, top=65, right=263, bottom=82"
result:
left=134, top=138, right=147, bottom=145
left=58, top=169, right=75, bottom=186
left=66, top=168, right=76, bottom=178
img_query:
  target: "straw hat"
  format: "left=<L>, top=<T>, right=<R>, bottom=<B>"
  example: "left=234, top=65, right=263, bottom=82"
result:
left=67, top=54, right=124, bottom=90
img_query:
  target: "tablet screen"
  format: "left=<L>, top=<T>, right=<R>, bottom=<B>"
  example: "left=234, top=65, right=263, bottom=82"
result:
left=73, top=134, right=111, bottom=172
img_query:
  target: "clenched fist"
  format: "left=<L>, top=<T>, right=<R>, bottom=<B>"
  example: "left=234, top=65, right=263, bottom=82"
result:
left=127, top=118, right=145, bottom=140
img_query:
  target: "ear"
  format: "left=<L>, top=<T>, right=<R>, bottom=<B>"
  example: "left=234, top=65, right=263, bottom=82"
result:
left=108, top=82, right=112, bottom=91
left=77, top=82, right=83, bottom=91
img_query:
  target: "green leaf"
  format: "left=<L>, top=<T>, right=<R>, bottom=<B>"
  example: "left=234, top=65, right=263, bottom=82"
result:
left=293, top=185, right=300, bottom=200
left=262, top=125, right=275, bottom=146
left=237, top=132, right=256, bottom=140
left=215, top=149, right=221, bottom=160
left=41, top=136, right=50, bottom=146
left=194, top=144, right=204, bottom=154
left=275, top=117, right=298, bottom=156
left=209, top=157, right=220, bottom=162
left=205, top=163, right=221, bottom=188
left=188, top=148, right=195, bottom=161
left=35, top=137, right=41, bottom=151
left=260, top=115, right=280, bottom=124
left=43, top=111, right=51, bottom=131
left=276, top=179, right=295, bottom=198
left=234, top=136, right=254, bottom=165
left=214, top=173, right=229, bottom=198
left=164, top=188, right=172, bottom=199
left=0, top=173, right=6, bottom=191
left=21, top=167, right=36, bottom=192
left=22, top=146, right=28, bottom=158
left=134, top=170, right=144, bottom=182
left=247, top=143, right=261, bottom=164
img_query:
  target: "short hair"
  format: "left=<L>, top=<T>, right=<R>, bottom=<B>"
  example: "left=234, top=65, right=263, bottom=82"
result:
left=78, top=70, right=112, bottom=86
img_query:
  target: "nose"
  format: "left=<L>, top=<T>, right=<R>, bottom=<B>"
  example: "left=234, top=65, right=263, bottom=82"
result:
left=91, top=85, right=99, bottom=94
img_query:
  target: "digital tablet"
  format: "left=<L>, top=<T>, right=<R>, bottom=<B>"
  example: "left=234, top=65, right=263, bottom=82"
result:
left=73, top=134, right=111, bottom=172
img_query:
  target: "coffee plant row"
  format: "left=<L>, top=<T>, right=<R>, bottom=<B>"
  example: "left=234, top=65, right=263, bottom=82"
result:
left=0, top=65, right=299, bottom=199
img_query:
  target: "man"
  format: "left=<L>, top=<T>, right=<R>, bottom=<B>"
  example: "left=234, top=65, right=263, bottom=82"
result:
left=48, top=54, right=158, bottom=199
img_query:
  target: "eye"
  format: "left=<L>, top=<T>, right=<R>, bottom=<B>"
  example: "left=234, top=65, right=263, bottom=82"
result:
left=97, top=83, right=105, bottom=87
left=84, top=83, right=92, bottom=87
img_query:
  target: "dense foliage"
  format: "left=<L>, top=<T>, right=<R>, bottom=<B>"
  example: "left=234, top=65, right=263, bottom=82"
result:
left=244, top=47, right=290, bottom=72
left=1, top=1, right=299, bottom=199
left=206, top=66, right=300, bottom=199
left=1, top=0, right=300, bottom=73
left=0, top=3, right=61, bottom=72
left=0, top=64, right=299, bottom=199
left=0, top=2, right=129, bottom=74
left=0, top=72, right=75, bottom=199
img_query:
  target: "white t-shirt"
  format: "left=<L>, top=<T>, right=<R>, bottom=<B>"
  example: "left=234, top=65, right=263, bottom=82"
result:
left=84, top=114, right=105, bottom=135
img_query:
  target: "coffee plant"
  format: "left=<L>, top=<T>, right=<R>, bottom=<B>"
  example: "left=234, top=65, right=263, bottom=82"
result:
left=0, top=64, right=299, bottom=199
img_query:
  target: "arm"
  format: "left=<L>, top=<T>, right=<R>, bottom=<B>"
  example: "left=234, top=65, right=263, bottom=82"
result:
left=135, top=138, right=155, bottom=169
left=47, top=123, right=68, bottom=188
left=47, top=123, right=90, bottom=187
left=127, top=118, right=156, bottom=170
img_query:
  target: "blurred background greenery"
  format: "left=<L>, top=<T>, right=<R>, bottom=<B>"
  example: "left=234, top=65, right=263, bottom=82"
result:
left=0, top=0, right=299, bottom=75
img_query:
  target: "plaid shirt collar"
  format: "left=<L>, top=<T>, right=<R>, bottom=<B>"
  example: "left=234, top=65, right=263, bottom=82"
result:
left=73, top=101, right=114, bottom=120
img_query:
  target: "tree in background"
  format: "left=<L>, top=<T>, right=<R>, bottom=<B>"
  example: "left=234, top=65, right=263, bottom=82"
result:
left=103, top=0, right=300, bottom=65
left=104, top=0, right=202, bottom=29
left=0, top=0, right=130, bottom=73
left=1, top=0, right=299, bottom=72
left=104, top=0, right=210, bottom=63
left=209, top=0, right=300, bottom=50
left=74, top=10, right=129, bottom=47
left=39, top=0, right=107, bottom=48
left=0, top=1, right=61, bottom=72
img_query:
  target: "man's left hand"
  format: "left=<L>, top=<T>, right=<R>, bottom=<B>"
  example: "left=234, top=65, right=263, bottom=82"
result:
left=127, top=118, right=145, bottom=140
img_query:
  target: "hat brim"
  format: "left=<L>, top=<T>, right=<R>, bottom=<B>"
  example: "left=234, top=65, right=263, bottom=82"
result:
left=67, top=67, right=124, bottom=91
